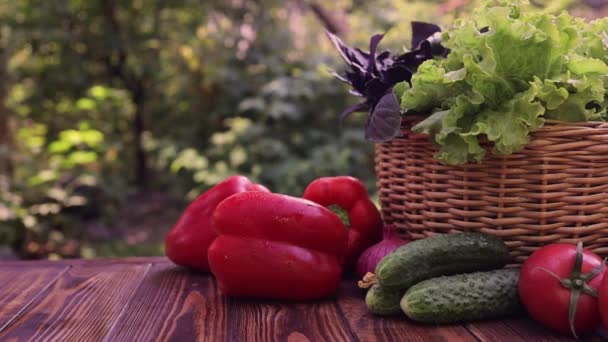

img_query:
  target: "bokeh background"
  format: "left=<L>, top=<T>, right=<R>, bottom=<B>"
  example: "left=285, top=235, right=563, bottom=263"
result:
left=1, top=0, right=606, bottom=260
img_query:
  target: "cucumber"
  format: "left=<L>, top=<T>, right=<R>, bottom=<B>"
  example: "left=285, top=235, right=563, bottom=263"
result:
left=375, top=233, right=510, bottom=290
left=400, top=269, right=522, bottom=324
left=365, top=284, right=403, bottom=315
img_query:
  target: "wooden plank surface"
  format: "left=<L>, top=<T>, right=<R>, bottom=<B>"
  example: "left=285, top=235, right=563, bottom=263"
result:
left=0, top=258, right=605, bottom=342
left=0, top=262, right=150, bottom=341
left=226, top=293, right=354, bottom=342
left=105, top=263, right=229, bottom=342
left=466, top=319, right=576, bottom=342
left=498, top=318, right=605, bottom=342
left=0, top=264, right=69, bottom=330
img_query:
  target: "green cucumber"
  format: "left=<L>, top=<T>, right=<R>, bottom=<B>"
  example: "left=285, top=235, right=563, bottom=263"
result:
left=401, top=269, right=522, bottom=324
left=375, top=233, right=510, bottom=290
left=365, top=284, right=403, bottom=315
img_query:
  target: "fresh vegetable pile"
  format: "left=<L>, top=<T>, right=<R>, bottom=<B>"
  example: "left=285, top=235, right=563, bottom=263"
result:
left=357, top=230, right=608, bottom=338
left=358, top=233, right=522, bottom=321
left=165, top=175, right=383, bottom=300
left=333, top=0, right=608, bottom=165
left=165, top=174, right=608, bottom=337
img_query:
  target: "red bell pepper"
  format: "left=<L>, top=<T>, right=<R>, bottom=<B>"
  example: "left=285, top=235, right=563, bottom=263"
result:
left=303, top=176, right=383, bottom=268
left=165, top=175, right=269, bottom=271
left=207, top=191, right=348, bottom=300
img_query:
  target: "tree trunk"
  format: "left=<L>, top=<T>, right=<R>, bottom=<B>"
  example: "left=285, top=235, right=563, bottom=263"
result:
left=0, top=35, right=13, bottom=180
left=100, top=0, right=148, bottom=187
left=307, top=1, right=349, bottom=36
left=132, top=94, right=147, bottom=187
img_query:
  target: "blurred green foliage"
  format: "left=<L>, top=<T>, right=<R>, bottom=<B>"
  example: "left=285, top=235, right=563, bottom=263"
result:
left=0, top=0, right=603, bottom=259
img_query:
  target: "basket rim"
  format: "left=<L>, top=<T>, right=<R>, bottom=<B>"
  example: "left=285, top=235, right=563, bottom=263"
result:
left=401, top=114, right=608, bottom=129
left=397, top=115, right=608, bottom=143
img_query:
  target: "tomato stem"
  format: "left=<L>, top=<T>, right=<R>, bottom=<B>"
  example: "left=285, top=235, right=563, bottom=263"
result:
left=566, top=242, right=604, bottom=338
left=537, top=267, right=566, bottom=284
left=568, top=287, right=581, bottom=339
left=582, top=260, right=605, bottom=282
left=571, top=242, right=584, bottom=278
left=537, top=242, right=603, bottom=338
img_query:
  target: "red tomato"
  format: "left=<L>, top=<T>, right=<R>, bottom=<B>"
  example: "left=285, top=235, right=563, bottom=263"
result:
left=601, top=272, right=608, bottom=329
left=519, top=243, right=605, bottom=337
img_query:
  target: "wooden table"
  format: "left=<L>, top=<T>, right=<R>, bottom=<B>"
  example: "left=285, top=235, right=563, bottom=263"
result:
left=0, top=257, right=605, bottom=341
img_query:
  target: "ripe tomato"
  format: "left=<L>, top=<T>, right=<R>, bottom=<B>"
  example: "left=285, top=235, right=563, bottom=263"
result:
left=519, top=243, right=605, bottom=338
left=601, top=272, right=608, bottom=329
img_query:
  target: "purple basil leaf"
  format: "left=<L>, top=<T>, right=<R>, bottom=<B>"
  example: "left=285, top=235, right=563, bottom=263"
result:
left=382, top=64, right=411, bottom=85
left=326, top=31, right=369, bottom=70
left=377, top=50, right=392, bottom=62
left=331, top=71, right=351, bottom=84
left=411, top=21, right=442, bottom=49
left=326, top=22, right=445, bottom=141
left=354, top=48, right=371, bottom=64
left=345, top=71, right=367, bottom=91
left=365, top=92, right=402, bottom=142
left=341, top=102, right=370, bottom=122
left=367, top=34, right=385, bottom=75
left=349, top=89, right=364, bottom=97
left=364, top=78, right=388, bottom=101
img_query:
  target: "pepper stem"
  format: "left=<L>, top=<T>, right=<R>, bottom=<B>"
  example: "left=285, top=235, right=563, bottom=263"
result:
left=357, top=272, right=378, bottom=289
left=328, top=204, right=350, bottom=228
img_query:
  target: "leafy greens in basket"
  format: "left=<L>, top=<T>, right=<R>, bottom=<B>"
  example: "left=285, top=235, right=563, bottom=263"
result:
left=331, top=1, right=608, bottom=165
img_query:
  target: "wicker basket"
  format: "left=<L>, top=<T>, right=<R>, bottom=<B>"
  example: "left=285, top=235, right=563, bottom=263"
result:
left=375, top=116, right=608, bottom=264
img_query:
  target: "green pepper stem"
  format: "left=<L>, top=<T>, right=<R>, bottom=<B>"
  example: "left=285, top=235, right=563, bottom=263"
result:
left=328, top=204, right=350, bottom=228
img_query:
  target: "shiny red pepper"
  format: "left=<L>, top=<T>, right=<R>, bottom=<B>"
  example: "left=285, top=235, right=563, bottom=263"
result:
left=303, top=176, right=383, bottom=269
left=165, top=175, right=269, bottom=271
left=207, top=191, right=348, bottom=300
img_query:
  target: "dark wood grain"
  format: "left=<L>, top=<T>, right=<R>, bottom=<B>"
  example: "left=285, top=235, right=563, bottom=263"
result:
left=107, top=263, right=355, bottom=342
left=105, top=264, right=229, bottom=342
left=0, top=262, right=150, bottom=341
left=467, top=317, right=605, bottom=342
left=503, top=318, right=605, bottom=342
left=335, top=277, right=477, bottom=342
left=226, top=292, right=354, bottom=342
left=0, top=265, right=69, bottom=329
left=1, top=258, right=605, bottom=342
left=467, top=319, right=569, bottom=342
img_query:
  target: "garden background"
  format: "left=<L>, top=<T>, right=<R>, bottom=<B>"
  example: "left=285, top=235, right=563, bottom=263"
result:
left=0, top=0, right=606, bottom=260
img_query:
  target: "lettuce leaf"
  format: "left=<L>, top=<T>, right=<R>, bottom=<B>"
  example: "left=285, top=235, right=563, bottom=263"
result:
left=469, top=84, right=545, bottom=155
left=394, top=1, right=608, bottom=165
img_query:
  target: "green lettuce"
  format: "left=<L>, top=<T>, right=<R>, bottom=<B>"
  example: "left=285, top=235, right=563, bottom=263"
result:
left=394, top=1, right=608, bottom=165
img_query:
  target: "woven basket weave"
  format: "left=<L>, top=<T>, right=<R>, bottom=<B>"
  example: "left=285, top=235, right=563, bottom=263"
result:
left=375, top=116, right=608, bottom=263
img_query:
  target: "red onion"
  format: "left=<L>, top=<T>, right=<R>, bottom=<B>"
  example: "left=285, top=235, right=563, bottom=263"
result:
left=356, top=225, right=409, bottom=279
